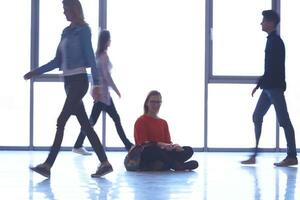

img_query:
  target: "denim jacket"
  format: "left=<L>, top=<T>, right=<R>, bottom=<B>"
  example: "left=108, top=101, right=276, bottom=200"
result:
left=34, top=24, right=100, bottom=85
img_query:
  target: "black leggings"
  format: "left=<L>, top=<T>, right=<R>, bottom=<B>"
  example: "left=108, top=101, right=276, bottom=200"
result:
left=74, top=99, right=133, bottom=150
left=140, top=145, right=194, bottom=171
left=45, top=74, right=108, bottom=167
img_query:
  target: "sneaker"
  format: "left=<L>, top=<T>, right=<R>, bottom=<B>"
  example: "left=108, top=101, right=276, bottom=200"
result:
left=182, top=160, right=198, bottom=171
left=91, top=162, right=113, bottom=178
left=72, top=147, right=92, bottom=156
left=241, top=155, right=256, bottom=165
left=174, top=160, right=199, bottom=171
left=30, top=163, right=51, bottom=178
left=274, top=157, right=298, bottom=167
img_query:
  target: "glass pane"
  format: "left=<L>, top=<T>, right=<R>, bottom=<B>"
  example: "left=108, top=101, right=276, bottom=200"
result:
left=39, top=0, right=99, bottom=74
left=0, top=2, right=30, bottom=146
left=280, top=1, right=300, bottom=149
left=208, top=84, right=276, bottom=148
left=213, top=0, right=271, bottom=76
left=33, top=82, right=97, bottom=147
left=107, top=0, right=205, bottom=148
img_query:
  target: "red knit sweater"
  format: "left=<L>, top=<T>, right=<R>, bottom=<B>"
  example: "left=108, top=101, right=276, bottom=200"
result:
left=134, top=114, right=172, bottom=145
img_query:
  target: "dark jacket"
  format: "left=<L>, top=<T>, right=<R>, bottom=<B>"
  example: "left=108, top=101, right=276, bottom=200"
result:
left=256, top=31, right=286, bottom=91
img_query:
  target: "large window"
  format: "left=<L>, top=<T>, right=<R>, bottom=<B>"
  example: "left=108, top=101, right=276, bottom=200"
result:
left=9, top=0, right=298, bottom=151
left=280, top=2, right=300, bottom=149
left=212, top=0, right=271, bottom=76
left=0, top=2, right=30, bottom=146
left=207, top=0, right=276, bottom=149
left=106, top=0, right=205, bottom=148
left=208, top=84, right=276, bottom=148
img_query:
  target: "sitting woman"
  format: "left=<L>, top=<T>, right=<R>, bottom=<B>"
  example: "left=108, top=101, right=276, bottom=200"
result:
left=133, top=90, right=198, bottom=171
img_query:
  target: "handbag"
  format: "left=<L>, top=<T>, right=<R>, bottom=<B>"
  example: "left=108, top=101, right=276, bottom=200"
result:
left=124, top=145, right=144, bottom=171
left=124, top=142, right=157, bottom=171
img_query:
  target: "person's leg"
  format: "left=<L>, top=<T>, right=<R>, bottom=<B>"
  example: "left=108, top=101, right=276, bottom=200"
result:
left=167, top=146, right=198, bottom=170
left=241, top=90, right=271, bottom=164
left=140, top=145, right=172, bottom=171
left=140, top=145, right=197, bottom=171
left=45, top=75, right=89, bottom=166
left=74, top=102, right=108, bottom=163
left=106, top=99, right=133, bottom=151
left=267, top=89, right=297, bottom=166
left=72, top=91, right=113, bottom=176
left=169, top=146, right=194, bottom=163
left=252, top=91, right=272, bottom=155
left=30, top=75, right=88, bottom=178
left=73, top=102, right=103, bottom=149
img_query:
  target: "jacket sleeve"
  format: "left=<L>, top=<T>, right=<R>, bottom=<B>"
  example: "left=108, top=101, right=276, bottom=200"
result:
left=255, top=76, right=263, bottom=89
left=80, top=26, right=99, bottom=85
left=33, top=47, right=61, bottom=75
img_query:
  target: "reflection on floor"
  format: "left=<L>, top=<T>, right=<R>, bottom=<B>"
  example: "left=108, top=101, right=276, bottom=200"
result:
left=0, top=151, right=298, bottom=200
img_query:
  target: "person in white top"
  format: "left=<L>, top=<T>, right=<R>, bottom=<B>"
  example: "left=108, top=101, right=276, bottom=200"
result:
left=73, top=30, right=133, bottom=155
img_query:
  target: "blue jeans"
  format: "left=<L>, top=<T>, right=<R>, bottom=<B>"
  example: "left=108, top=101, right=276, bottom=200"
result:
left=253, top=89, right=297, bottom=158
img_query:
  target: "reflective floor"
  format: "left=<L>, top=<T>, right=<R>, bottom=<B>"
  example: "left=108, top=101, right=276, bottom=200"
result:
left=0, top=151, right=299, bottom=200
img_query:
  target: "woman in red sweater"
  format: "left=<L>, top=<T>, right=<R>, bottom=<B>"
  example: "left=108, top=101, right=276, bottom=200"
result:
left=134, top=90, right=198, bottom=171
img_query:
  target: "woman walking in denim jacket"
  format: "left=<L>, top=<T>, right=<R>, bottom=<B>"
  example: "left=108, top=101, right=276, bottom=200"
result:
left=24, top=0, right=113, bottom=178
left=72, top=30, right=133, bottom=155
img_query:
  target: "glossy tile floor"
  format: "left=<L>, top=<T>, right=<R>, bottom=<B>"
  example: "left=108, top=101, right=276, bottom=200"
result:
left=0, top=151, right=299, bottom=200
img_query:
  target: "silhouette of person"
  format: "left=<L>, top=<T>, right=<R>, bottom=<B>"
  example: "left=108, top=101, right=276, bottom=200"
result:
left=241, top=10, right=297, bottom=166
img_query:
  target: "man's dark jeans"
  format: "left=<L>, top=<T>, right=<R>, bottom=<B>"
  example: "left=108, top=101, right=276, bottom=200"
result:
left=253, top=89, right=296, bottom=158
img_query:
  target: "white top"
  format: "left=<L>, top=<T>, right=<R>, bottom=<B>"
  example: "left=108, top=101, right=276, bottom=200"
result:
left=94, top=53, right=117, bottom=106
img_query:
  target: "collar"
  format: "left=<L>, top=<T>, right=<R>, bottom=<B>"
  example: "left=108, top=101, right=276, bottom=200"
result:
left=267, top=31, right=277, bottom=38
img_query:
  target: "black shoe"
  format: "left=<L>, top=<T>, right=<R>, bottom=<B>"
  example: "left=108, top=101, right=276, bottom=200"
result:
left=91, top=162, right=113, bottom=178
left=174, top=160, right=198, bottom=171
left=30, top=163, right=51, bottom=178
left=241, top=155, right=256, bottom=165
left=182, top=160, right=198, bottom=171
left=274, top=157, right=298, bottom=167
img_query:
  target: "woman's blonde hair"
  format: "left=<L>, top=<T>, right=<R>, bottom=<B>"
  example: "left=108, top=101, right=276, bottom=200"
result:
left=62, top=0, right=86, bottom=24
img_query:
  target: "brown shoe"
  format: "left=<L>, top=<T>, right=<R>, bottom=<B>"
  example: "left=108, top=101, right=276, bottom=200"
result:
left=241, top=156, right=256, bottom=164
left=274, top=157, right=298, bottom=167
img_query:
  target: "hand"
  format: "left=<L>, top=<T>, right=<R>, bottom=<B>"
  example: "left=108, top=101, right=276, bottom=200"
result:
left=251, top=87, right=257, bottom=97
left=172, top=144, right=184, bottom=152
left=23, top=71, right=36, bottom=80
left=164, top=144, right=174, bottom=151
left=162, top=144, right=184, bottom=151
left=92, top=87, right=101, bottom=102
left=158, top=143, right=172, bottom=151
left=115, top=89, right=121, bottom=98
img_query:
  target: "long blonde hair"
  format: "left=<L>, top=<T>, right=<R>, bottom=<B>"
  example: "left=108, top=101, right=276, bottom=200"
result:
left=62, top=0, right=86, bottom=25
